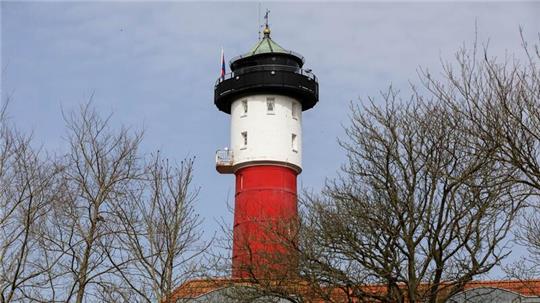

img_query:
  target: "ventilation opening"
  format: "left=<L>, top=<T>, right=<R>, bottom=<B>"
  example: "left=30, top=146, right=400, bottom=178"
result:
left=241, top=99, right=248, bottom=116
left=267, top=97, right=275, bottom=114
left=241, top=131, right=248, bottom=149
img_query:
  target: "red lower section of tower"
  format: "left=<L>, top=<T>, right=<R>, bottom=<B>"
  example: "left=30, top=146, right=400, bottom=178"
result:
left=232, top=165, right=299, bottom=279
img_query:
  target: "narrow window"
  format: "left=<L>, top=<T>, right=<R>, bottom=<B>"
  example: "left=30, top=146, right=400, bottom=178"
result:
left=241, top=131, right=248, bottom=148
left=292, top=133, right=298, bottom=152
left=241, top=99, right=248, bottom=115
left=267, top=97, right=275, bottom=113
left=292, top=102, right=298, bottom=119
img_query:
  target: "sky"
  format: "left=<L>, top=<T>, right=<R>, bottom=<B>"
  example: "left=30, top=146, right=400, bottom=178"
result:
left=2, top=1, right=539, bottom=278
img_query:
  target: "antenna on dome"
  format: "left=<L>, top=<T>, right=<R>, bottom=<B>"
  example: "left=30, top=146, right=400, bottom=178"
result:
left=258, top=3, right=262, bottom=40
left=264, top=9, right=270, bottom=28
left=263, top=9, right=271, bottom=37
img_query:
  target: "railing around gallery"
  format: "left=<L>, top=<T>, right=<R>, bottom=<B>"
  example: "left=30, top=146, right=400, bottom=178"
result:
left=215, top=65, right=317, bottom=85
left=216, top=149, right=234, bottom=167
left=229, top=50, right=305, bottom=65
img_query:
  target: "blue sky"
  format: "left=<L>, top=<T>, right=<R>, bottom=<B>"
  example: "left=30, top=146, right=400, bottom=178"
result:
left=2, top=1, right=539, bottom=277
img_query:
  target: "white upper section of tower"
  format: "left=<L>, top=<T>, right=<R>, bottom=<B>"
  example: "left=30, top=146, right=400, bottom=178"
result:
left=229, top=94, right=302, bottom=172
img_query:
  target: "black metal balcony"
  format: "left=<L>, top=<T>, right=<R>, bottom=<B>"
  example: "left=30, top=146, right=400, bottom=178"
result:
left=214, top=64, right=319, bottom=114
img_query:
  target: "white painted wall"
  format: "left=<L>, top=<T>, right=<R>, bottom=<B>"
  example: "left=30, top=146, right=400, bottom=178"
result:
left=230, top=94, right=302, bottom=171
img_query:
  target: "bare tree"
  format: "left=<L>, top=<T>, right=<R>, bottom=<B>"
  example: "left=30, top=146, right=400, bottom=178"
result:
left=0, top=100, right=207, bottom=302
left=36, top=103, right=143, bottom=302
left=106, top=155, right=206, bottom=303
left=22, top=103, right=208, bottom=302
left=0, top=102, right=61, bottom=302
left=422, top=31, right=540, bottom=281
left=295, top=93, right=526, bottom=303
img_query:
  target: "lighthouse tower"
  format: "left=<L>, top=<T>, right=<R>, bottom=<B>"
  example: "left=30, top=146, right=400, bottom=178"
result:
left=214, top=21, right=318, bottom=279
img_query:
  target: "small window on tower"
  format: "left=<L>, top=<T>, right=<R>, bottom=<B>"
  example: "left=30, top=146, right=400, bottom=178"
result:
left=292, top=102, right=298, bottom=119
left=241, top=131, right=248, bottom=149
left=292, top=133, right=298, bottom=152
left=241, top=99, right=248, bottom=116
left=267, top=97, right=275, bottom=114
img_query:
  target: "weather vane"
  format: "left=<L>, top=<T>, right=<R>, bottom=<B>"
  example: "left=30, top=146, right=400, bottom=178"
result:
left=258, top=7, right=271, bottom=40
left=262, top=9, right=271, bottom=37
left=264, top=9, right=270, bottom=28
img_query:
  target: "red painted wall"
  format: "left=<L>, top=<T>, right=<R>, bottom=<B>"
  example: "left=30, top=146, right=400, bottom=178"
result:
left=232, top=165, right=299, bottom=279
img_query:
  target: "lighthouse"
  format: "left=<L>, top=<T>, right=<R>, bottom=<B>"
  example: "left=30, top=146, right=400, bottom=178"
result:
left=214, top=20, right=318, bottom=279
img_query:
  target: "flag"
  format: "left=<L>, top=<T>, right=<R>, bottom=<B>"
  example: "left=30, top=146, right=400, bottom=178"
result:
left=220, top=47, right=226, bottom=80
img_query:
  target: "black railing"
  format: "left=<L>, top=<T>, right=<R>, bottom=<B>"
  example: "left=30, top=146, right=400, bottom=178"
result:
left=215, top=65, right=317, bottom=86
left=229, top=50, right=305, bottom=66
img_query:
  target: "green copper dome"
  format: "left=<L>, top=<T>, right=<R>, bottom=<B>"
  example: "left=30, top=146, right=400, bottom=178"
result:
left=230, top=26, right=304, bottom=68
left=246, top=35, right=287, bottom=56
left=240, top=26, right=291, bottom=57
